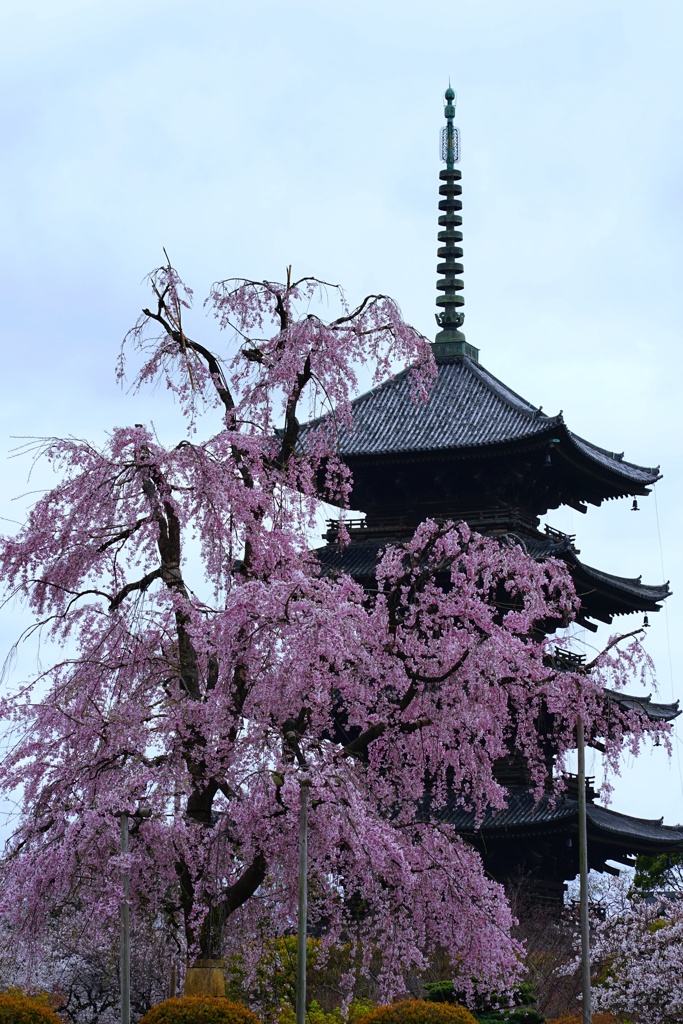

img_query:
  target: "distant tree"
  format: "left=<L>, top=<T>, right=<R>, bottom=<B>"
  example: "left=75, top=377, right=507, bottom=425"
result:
left=0, top=913, right=169, bottom=1024
left=591, top=875, right=683, bottom=1023
left=0, top=264, right=666, bottom=1000
left=634, top=852, right=683, bottom=895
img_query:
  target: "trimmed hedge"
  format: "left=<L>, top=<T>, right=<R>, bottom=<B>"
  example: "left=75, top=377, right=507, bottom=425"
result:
left=360, top=1000, right=477, bottom=1024
left=140, top=997, right=261, bottom=1024
left=476, top=1011, right=544, bottom=1024
left=0, top=991, right=64, bottom=1024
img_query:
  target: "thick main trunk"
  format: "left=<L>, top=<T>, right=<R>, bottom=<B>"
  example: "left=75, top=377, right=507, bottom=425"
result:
left=177, top=850, right=267, bottom=958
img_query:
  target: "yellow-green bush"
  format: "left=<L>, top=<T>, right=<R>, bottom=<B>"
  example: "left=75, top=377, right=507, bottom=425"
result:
left=0, top=990, right=64, bottom=1024
left=227, top=939, right=322, bottom=1015
left=360, top=999, right=477, bottom=1024
left=140, top=996, right=261, bottom=1024
left=278, top=999, right=376, bottom=1024
left=226, top=938, right=373, bottom=1021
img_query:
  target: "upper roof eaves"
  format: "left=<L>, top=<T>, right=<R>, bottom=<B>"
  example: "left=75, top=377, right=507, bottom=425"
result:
left=438, top=787, right=683, bottom=844
left=568, top=432, right=660, bottom=486
left=327, top=356, right=660, bottom=487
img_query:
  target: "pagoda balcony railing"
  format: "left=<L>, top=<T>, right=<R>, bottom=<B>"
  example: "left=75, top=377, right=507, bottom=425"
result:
left=324, top=505, right=540, bottom=543
left=323, top=516, right=408, bottom=542
left=563, top=771, right=597, bottom=803
left=544, top=523, right=577, bottom=546
left=550, top=647, right=586, bottom=671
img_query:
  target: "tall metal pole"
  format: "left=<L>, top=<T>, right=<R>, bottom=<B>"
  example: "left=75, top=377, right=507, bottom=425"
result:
left=120, top=811, right=131, bottom=1024
left=577, top=718, right=592, bottom=1024
left=296, top=778, right=311, bottom=1024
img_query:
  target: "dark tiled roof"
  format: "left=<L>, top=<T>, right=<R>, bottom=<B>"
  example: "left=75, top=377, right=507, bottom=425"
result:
left=319, top=356, right=659, bottom=487
left=438, top=789, right=575, bottom=832
left=511, top=532, right=575, bottom=559
left=506, top=532, right=671, bottom=610
left=333, top=358, right=555, bottom=454
left=604, top=689, right=680, bottom=723
left=571, top=560, right=671, bottom=606
left=314, top=534, right=670, bottom=614
left=586, top=803, right=683, bottom=845
left=570, top=434, right=658, bottom=484
left=315, top=537, right=389, bottom=579
left=437, top=787, right=683, bottom=847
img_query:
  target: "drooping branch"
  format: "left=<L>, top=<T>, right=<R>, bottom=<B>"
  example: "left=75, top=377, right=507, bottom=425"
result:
left=584, top=628, right=645, bottom=671
left=329, top=292, right=389, bottom=328
left=141, top=304, right=236, bottom=419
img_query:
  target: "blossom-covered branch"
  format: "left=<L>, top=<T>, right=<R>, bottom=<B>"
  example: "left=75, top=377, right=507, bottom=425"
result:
left=0, top=265, right=668, bottom=1001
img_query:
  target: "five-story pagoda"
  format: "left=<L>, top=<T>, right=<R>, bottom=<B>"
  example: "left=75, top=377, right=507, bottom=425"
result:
left=313, top=88, right=683, bottom=904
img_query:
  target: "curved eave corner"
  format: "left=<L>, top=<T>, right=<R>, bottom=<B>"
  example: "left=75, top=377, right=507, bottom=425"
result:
left=604, top=688, right=681, bottom=723
left=564, top=427, right=661, bottom=496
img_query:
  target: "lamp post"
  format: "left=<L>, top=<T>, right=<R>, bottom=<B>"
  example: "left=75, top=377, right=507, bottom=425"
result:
left=118, top=807, right=151, bottom=1024
left=296, top=777, right=311, bottom=1024
left=576, top=718, right=592, bottom=1024
left=120, top=811, right=131, bottom=1024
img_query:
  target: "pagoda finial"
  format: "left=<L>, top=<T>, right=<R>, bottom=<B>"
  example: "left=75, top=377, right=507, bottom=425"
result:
left=434, top=86, right=479, bottom=362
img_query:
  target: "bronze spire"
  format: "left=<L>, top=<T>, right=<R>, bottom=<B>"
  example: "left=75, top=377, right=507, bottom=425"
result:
left=433, top=86, right=479, bottom=361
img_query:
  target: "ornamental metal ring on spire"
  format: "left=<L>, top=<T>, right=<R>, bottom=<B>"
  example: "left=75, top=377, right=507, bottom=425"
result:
left=440, top=86, right=461, bottom=167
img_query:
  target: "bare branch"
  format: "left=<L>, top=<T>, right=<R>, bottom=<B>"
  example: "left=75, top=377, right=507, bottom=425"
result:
left=109, top=568, right=163, bottom=611
left=96, top=517, right=150, bottom=554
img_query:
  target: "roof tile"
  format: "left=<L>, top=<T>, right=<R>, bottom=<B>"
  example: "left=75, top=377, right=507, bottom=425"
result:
left=321, top=356, right=660, bottom=487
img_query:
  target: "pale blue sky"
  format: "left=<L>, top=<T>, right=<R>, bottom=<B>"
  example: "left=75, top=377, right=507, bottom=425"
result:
left=2, top=0, right=683, bottom=829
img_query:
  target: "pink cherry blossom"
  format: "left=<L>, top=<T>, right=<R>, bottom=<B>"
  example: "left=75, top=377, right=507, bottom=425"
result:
left=0, top=265, right=666, bottom=1002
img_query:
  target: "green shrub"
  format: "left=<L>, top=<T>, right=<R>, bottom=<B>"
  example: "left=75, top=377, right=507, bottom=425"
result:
left=423, top=984, right=456, bottom=1005
left=139, top=996, right=261, bottom=1024
left=425, top=981, right=542, bottom=1022
left=476, top=1011, right=544, bottom=1024
left=0, top=990, right=64, bottom=1024
left=506, top=1011, right=544, bottom=1024
left=361, top=999, right=477, bottom=1024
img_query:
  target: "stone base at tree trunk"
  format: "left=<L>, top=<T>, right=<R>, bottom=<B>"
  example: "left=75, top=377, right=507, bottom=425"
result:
left=184, top=960, right=226, bottom=997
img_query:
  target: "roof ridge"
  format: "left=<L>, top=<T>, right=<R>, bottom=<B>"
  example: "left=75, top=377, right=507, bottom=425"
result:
left=349, top=364, right=413, bottom=409
left=466, top=357, right=558, bottom=421
left=587, top=803, right=677, bottom=829
left=604, top=687, right=680, bottom=709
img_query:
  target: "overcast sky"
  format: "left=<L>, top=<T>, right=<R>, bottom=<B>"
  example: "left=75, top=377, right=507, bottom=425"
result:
left=2, top=0, right=683, bottom=832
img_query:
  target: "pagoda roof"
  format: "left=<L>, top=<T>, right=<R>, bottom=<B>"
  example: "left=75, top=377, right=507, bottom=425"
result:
left=507, top=530, right=671, bottom=623
left=314, top=532, right=670, bottom=625
left=604, top=689, right=680, bottom=723
left=570, top=559, right=671, bottom=617
left=439, top=787, right=683, bottom=852
left=323, top=356, right=659, bottom=495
